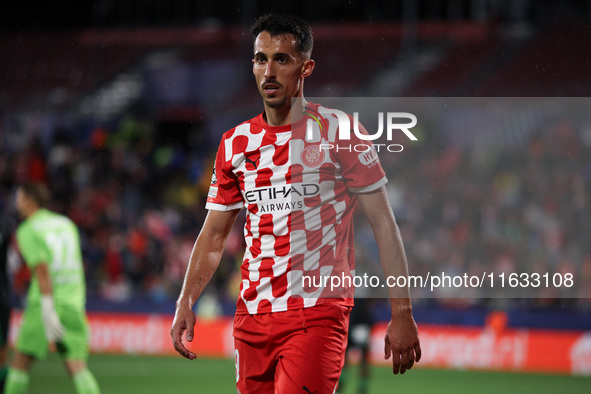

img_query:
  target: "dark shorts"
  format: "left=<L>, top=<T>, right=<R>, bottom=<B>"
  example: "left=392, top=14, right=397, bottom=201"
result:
left=233, top=303, right=351, bottom=394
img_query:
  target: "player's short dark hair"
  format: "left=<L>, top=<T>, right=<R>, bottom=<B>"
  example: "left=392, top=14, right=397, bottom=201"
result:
left=251, top=13, right=313, bottom=58
left=19, top=182, right=50, bottom=208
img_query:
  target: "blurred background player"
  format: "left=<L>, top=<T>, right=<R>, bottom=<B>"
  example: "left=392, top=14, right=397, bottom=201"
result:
left=4, top=183, right=100, bottom=394
left=0, top=214, right=15, bottom=393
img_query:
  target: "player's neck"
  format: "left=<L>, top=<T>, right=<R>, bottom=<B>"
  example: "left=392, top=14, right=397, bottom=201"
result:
left=24, top=206, right=41, bottom=219
left=263, top=97, right=307, bottom=127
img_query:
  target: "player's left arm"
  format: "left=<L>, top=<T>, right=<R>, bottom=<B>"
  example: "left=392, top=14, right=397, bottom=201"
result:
left=357, top=185, right=421, bottom=375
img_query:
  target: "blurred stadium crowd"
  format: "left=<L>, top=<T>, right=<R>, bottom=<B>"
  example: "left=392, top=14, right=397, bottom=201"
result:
left=375, top=109, right=591, bottom=306
left=1, top=0, right=590, bottom=317
left=0, top=114, right=246, bottom=313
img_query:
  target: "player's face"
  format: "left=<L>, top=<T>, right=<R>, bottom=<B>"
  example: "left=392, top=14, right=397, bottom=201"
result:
left=252, top=31, right=314, bottom=110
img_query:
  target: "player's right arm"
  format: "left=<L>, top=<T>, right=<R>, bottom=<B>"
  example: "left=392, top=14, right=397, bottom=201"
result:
left=170, top=208, right=240, bottom=359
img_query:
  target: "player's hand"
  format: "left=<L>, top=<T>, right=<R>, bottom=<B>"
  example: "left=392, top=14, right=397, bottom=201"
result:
left=384, top=313, right=421, bottom=375
left=40, top=294, right=65, bottom=342
left=170, top=301, right=197, bottom=360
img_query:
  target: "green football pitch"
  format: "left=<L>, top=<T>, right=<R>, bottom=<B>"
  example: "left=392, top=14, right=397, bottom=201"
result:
left=24, top=353, right=590, bottom=393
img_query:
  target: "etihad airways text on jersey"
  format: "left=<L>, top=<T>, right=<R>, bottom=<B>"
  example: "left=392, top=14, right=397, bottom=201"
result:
left=244, top=184, right=320, bottom=204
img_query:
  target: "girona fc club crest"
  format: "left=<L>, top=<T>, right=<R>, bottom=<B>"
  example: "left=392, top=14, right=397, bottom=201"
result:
left=300, top=145, right=324, bottom=167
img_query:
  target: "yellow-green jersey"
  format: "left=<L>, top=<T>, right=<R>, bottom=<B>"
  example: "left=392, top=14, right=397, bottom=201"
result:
left=16, top=209, right=86, bottom=310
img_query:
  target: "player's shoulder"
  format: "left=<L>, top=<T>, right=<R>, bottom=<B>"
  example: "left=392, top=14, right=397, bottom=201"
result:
left=30, top=209, right=76, bottom=231
left=50, top=211, right=77, bottom=230
left=313, top=101, right=354, bottom=122
left=218, top=112, right=269, bottom=143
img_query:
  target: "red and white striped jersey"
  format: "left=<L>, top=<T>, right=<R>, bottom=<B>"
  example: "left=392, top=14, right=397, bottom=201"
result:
left=206, top=102, right=387, bottom=315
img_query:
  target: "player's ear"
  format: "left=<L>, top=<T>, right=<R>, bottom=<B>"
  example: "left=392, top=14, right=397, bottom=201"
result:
left=301, top=59, right=315, bottom=78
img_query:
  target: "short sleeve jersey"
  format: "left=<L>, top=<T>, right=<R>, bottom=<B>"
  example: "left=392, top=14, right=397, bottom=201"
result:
left=16, top=209, right=86, bottom=310
left=206, top=102, right=387, bottom=314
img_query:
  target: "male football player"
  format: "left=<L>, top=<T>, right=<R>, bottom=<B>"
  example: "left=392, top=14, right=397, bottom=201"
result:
left=171, top=13, right=421, bottom=394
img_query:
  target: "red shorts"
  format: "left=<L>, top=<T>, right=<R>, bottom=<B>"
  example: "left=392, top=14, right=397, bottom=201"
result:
left=233, top=303, right=351, bottom=394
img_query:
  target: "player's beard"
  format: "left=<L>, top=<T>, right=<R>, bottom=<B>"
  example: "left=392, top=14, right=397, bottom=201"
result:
left=260, top=79, right=289, bottom=109
left=264, top=95, right=289, bottom=109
